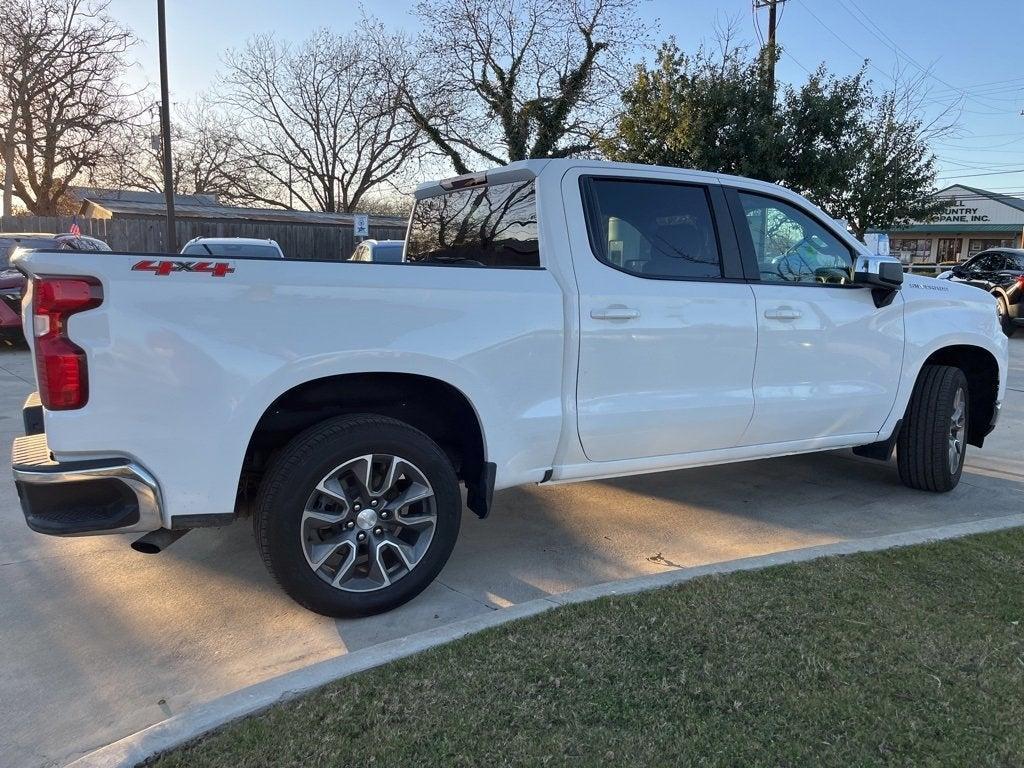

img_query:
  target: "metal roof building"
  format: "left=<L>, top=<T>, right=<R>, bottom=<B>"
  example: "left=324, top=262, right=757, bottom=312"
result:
left=872, top=185, right=1024, bottom=264
left=66, top=188, right=408, bottom=259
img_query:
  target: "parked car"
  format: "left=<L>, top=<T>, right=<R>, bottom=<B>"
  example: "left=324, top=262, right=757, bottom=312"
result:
left=11, top=160, right=1007, bottom=618
left=0, top=232, right=110, bottom=341
left=349, top=239, right=404, bottom=263
left=181, top=237, right=285, bottom=259
left=936, top=248, right=1024, bottom=336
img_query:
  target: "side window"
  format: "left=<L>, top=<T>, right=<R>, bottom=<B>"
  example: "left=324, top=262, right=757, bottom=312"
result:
left=971, top=253, right=1002, bottom=272
left=738, top=192, right=854, bottom=285
left=1005, top=252, right=1024, bottom=271
left=582, top=178, right=721, bottom=279
left=405, top=180, right=539, bottom=268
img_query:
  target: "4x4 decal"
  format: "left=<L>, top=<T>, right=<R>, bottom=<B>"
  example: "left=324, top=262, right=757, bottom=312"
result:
left=132, top=260, right=235, bottom=277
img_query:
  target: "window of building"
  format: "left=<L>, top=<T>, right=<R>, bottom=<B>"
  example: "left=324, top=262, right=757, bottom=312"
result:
left=405, top=181, right=540, bottom=268
left=737, top=192, right=853, bottom=284
left=936, top=238, right=960, bottom=263
left=968, top=238, right=1014, bottom=260
left=891, top=238, right=933, bottom=264
left=581, top=178, right=722, bottom=279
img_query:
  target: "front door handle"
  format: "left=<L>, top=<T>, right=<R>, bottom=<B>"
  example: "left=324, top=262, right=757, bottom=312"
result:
left=591, top=306, right=641, bottom=320
left=763, top=306, right=802, bottom=321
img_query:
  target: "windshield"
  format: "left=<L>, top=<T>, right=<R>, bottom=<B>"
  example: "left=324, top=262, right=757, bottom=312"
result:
left=182, top=242, right=281, bottom=258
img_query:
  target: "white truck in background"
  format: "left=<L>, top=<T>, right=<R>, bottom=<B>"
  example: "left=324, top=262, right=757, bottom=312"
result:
left=11, top=159, right=1007, bottom=616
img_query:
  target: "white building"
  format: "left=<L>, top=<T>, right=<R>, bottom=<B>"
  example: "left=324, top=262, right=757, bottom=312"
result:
left=875, top=185, right=1024, bottom=264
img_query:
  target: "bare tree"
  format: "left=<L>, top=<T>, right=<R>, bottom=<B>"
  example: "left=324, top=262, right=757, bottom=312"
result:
left=392, top=0, right=645, bottom=174
left=97, top=96, right=254, bottom=200
left=217, top=27, right=424, bottom=213
left=0, top=0, right=139, bottom=215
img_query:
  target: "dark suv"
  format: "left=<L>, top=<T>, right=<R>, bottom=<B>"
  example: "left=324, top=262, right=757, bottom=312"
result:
left=0, top=233, right=111, bottom=342
left=939, top=247, right=1024, bottom=337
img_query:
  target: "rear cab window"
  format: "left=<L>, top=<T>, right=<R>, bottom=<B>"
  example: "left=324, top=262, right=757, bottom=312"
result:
left=406, top=181, right=540, bottom=268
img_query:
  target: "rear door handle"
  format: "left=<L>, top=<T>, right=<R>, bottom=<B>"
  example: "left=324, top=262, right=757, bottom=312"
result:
left=591, top=306, right=640, bottom=320
left=763, top=306, right=802, bottom=321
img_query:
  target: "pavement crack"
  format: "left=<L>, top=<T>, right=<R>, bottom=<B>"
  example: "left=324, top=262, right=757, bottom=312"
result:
left=0, top=363, right=33, bottom=385
left=436, top=578, right=500, bottom=611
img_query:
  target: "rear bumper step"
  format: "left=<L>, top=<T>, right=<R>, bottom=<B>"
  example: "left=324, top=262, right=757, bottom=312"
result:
left=23, top=391, right=43, bottom=435
left=12, top=432, right=163, bottom=536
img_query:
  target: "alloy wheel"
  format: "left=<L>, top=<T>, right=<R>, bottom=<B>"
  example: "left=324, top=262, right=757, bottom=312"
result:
left=300, top=454, right=437, bottom=592
left=948, top=387, right=966, bottom=474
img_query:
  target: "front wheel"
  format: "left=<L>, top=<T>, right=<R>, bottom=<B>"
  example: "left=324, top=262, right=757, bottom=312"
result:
left=255, top=414, right=462, bottom=617
left=897, top=365, right=968, bottom=493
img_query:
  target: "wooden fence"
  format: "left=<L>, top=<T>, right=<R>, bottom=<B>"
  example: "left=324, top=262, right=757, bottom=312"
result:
left=0, top=215, right=407, bottom=260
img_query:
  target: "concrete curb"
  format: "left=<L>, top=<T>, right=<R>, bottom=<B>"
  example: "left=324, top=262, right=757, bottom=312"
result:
left=67, top=512, right=1024, bottom=768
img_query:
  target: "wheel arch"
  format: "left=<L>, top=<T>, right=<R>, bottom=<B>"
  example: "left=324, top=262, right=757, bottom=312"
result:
left=238, top=372, right=491, bottom=517
left=919, top=344, right=999, bottom=447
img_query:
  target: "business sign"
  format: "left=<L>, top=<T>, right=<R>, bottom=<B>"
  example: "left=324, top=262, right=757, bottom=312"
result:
left=934, top=199, right=992, bottom=224
left=353, top=214, right=369, bottom=237
left=926, top=186, right=1024, bottom=227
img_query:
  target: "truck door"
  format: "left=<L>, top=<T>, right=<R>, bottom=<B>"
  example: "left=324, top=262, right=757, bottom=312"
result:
left=726, top=187, right=904, bottom=445
left=564, top=171, right=758, bottom=462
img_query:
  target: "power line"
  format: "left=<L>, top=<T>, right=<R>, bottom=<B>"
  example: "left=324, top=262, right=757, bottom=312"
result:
left=793, top=0, right=895, bottom=84
left=826, top=0, right=1015, bottom=114
left=937, top=168, right=1024, bottom=180
left=781, top=48, right=812, bottom=75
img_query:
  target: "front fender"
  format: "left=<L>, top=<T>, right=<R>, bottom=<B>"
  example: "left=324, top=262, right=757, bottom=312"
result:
left=876, top=281, right=1007, bottom=441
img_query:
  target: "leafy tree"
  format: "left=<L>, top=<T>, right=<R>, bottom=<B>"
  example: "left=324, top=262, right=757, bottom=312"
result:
left=831, top=89, right=948, bottom=238
left=777, top=66, right=870, bottom=208
left=603, top=39, right=779, bottom=181
left=606, top=39, right=946, bottom=239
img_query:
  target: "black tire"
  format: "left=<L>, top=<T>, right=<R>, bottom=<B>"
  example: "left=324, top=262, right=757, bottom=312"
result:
left=897, top=365, right=969, bottom=493
left=995, top=294, right=1016, bottom=338
left=255, top=414, right=462, bottom=617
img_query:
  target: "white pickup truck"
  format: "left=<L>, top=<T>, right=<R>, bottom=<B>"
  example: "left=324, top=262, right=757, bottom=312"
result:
left=11, top=160, right=1008, bottom=616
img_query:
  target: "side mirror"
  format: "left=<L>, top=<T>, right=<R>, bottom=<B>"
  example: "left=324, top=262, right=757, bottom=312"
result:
left=854, top=254, right=903, bottom=308
left=854, top=254, right=903, bottom=288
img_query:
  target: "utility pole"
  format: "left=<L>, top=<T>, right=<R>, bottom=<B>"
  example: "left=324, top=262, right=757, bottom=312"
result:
left=754, top=0, right=786, bottom=100
left=157, top=0, right=177, bottom=252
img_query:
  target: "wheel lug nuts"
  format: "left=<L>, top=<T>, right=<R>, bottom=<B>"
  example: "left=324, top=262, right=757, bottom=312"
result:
left=345, top=521, right=355, bottom=529
left=356, top=532, right=366, bottom=542
left=371, top=499, right=378, bottom=507
left=373, top=527, right=383, bottom=536
left=353, top=504, right=361, bottom=511
left=380, top=511, right=389, bottom=519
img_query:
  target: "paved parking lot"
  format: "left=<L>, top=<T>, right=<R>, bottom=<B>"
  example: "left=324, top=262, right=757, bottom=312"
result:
left=2, top=340, right=1023, bottom=767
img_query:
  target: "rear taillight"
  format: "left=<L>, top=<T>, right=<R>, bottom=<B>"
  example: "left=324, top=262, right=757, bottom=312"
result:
left=1016, top=275, right=1024, bottom=290
left=32, top=276, right=102, bottom=410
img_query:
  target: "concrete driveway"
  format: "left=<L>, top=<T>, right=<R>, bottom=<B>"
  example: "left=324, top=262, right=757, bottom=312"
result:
left=2, top=340, right=1023, bottom=767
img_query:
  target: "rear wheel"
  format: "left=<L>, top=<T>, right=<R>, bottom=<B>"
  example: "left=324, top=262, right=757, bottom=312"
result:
left=897, top=364, right=968, bottom=493
left=255, top=414, right=462, bottom=617
left=995, top=294, right=1016, bottom=337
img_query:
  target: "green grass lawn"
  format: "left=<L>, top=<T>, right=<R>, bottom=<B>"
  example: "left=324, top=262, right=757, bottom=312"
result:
left=151, top=529, right=1024, bottom=768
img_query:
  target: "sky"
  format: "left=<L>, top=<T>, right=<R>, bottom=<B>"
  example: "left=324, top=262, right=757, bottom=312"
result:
left=107, top=0, right=1024, bottom=194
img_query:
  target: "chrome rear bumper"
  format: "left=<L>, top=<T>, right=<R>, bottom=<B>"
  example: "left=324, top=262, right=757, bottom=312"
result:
left=12, top=429, right=163, bottom=536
